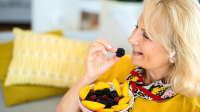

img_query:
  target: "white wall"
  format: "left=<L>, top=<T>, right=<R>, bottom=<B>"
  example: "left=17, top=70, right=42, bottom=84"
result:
left=98, top=1, right=143, bottom=57
left=31, top=0, right=81, bottom=33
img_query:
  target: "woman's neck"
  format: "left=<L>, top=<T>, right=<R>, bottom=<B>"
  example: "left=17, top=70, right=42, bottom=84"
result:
left=143, top=65, right=170, bottom=84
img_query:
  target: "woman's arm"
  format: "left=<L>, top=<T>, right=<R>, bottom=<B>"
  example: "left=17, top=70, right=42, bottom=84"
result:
left=56, top=74, right=93, bottom=112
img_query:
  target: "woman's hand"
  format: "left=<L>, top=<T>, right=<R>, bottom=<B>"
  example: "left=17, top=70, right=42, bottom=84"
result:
left=83, top=38, right=121, bottom=83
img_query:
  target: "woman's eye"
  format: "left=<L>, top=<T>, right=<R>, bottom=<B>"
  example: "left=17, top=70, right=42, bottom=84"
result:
left=143, top=33, right=150, bottom=40
left=135, top=25, right=150, bottom=41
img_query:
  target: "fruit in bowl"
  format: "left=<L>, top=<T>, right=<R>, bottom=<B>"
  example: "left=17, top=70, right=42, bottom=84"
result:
left=78, top=78, right=133, bottom=112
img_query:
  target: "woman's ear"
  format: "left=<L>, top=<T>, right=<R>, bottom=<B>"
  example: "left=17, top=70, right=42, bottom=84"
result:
left=169, top=50, right=176, bottom=63
left=169, top=57, right=176, bottom=63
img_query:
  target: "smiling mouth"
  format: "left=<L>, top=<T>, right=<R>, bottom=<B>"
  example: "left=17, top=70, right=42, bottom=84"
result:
left=133, top=49, right=143, bottom=55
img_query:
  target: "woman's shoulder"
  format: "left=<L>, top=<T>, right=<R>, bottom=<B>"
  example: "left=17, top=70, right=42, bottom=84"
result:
left=185, top=95, right=200, bottom=108
left=167, top=94, right=200, bottom=111
left=132, top=94, right=200, bottom=112
left=168, top=94, right=200, bottom=108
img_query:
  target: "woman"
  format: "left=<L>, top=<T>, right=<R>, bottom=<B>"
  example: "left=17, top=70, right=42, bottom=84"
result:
left=56, top=0, right=200, bottom=112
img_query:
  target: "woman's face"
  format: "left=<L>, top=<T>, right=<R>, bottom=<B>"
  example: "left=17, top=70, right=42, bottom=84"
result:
left=128, top=14, right=170, bottom=70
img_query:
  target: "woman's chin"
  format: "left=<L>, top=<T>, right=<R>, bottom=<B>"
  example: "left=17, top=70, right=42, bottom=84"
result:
left=130, top=57, right=140, bottom=66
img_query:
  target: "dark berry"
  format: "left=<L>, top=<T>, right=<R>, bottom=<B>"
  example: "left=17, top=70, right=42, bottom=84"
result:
left=95, top=90, right=104, bottom=96
left=97, top=96, right=103, bottom=101
left=100, top=100, right=107, bottom=105
left=90, top=89, right=94, bottom=92
left=87, top=91, right=95, bottom=97
left=90, top=95, right=96, bottom=101
left=113, top=102, right=118, bottom=105
left=111, top=93, right=119, bottom=99
left=111, top=90, right=117, bottom=94
left=96, top=99, right=100, bottom=103
left=114, top=97, right=120, bottom=103
left=103, top=88, right=111, bottom=96
left=100, top=100, right=109, bottom=108
left=102, top=95, right=108, bottom=100
left=85, top=96, right=91, bottom=101
left=116, top=48, right=125, bottom=57
left=106, top=98, right=114, bottom=107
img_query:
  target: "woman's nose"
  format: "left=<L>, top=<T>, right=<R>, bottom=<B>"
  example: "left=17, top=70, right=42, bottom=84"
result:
left=128, top=30, right=141, bottom=45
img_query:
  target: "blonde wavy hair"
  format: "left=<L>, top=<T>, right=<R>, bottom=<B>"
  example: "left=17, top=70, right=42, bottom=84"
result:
left=143, top=0, right=200, bottom=97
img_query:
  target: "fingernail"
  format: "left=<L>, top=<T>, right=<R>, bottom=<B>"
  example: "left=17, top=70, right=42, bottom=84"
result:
left=98, top=47, right=102, bottom=49
left=104, top=50, right=107, bottom=54
left=108, top=44, right=112, bottom=49
left=113, top=47, right=117, bottom=51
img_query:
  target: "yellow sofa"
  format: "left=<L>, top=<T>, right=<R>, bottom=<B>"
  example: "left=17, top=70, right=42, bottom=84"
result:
left=0, top=30, right=135, bottom=112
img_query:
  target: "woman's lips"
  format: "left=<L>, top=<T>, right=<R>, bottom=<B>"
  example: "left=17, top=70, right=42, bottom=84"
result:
left=132, top=50, right=143, bottom=56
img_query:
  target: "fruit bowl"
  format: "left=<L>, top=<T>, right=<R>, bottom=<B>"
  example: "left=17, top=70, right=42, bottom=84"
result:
left=78, top=82, right=134, bottom=112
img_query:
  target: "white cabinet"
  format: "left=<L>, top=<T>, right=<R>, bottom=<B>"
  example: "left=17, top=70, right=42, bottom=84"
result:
left=31, top=0, right=81, bottom=33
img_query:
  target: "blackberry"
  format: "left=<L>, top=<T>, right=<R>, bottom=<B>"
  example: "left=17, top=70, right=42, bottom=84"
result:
left=95, top=90, right=104, bottom=96
left=111, top=90, right=117, bottom=94
left=111, top=93, right=119, bottom=99
left=100, top=100, right=109, bottom=108
left=106, top=98, right=114, bottom=108
left=113, top=102, right=118, bottom=106
left=103, top=88, right=111, bottom=96
left=87, top=91, right=95, bottom=97
left=116, top=48, right=125, bottom=57
left=85, top=96, right=91, bottom=101
left=97, top=96, right=103, bottom=101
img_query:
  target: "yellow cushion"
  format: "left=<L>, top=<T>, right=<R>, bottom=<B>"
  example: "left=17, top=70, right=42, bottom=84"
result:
left=1, top=80, right=69, bottom=106
left=0, top=29, right=69, bottom=106
left=4, top=28, right=91, bottom=88
left=0, top=30, right=63, bottom=80
left=96, top=54, right=136, bottom=83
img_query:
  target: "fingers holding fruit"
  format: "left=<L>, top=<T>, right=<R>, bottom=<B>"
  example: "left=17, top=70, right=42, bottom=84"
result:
left=89, top=38, right=126, bottom=58
left=87, top=46, right=104, bottom=58
left=85, top=39, right=126, bottom=83
left=95, top=38, right=118, bottom=53
left=91, top=41, right=108, bottom=56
